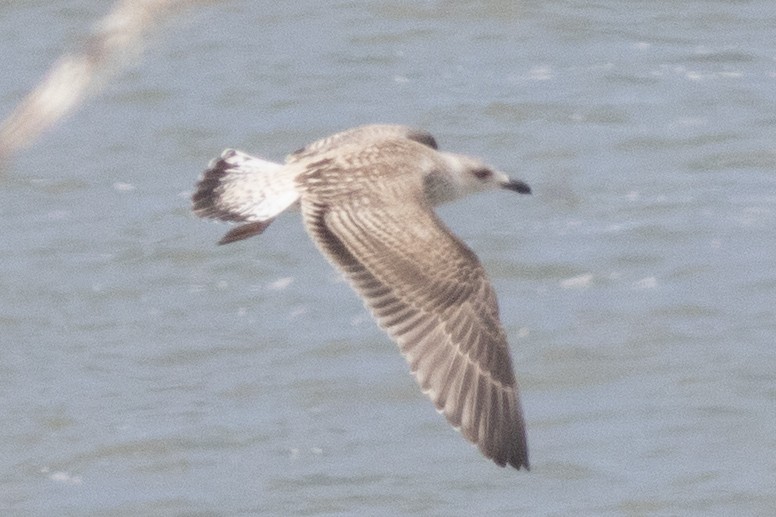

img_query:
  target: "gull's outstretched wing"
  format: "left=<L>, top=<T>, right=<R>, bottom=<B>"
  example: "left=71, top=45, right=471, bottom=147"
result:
left=287, top=124, right=438, bottom=163
left=298, top=151, right=528, bottom=470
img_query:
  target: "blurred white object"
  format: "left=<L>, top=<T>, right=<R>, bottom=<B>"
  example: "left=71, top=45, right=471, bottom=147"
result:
left=0, top=0, right=199, bottom=160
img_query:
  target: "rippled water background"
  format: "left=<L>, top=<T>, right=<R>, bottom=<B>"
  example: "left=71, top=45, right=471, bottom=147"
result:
left=1, top=1, right=775, bottom=515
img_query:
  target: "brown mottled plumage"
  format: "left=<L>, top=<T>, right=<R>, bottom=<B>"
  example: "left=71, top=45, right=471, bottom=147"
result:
left=192, top=124, right=531, bottom=469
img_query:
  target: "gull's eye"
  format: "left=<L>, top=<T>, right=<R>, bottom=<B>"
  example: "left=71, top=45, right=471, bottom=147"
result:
left=473, top=168, right=492, bottom=180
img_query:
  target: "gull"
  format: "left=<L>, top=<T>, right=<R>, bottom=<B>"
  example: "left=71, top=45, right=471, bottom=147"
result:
left=191, top=124, right=532, bottom=470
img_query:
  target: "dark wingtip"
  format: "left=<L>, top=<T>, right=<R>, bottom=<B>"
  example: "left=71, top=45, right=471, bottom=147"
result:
left=503, top=438, right=530, bottom=471
left=503, top=179, right=532, bottom=195
left=510, top=454, right=530, bottom=471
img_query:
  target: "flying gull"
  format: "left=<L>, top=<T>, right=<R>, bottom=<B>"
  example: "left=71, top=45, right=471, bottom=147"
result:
left=191, top=124, right=532, bottom=470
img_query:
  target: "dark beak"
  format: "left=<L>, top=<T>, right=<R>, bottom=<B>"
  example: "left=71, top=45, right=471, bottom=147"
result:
left=501, top=178, right=532, bottom=195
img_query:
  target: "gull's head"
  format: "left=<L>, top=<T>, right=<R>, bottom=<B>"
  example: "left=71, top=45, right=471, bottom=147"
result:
left=424, top=151, right=531, bottom=205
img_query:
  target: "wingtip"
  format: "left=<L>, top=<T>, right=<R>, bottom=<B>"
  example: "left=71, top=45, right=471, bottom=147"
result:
left=489, top=441, right=530, bottom=471
left=508, top=454, right=530, bottom=471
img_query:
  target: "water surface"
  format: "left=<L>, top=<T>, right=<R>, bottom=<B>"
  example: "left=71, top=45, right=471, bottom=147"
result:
left=1, top=1, right=775, bottom=515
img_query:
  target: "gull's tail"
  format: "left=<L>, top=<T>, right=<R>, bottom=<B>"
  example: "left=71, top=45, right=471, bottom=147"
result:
left=191, top=149, right=299, bottom=244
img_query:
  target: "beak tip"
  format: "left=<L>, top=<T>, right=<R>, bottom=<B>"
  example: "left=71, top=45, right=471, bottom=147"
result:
left=504, top=179, right=532, bottom=195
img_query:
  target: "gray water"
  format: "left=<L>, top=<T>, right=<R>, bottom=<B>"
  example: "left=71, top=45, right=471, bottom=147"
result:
left=2, top=1, right=775, bottom=515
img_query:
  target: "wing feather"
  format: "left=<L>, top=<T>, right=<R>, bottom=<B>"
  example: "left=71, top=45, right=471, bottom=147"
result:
left=299, top=160, right=528, bottom=469
left=287, top=124, right=438, bottom=163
